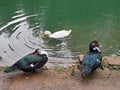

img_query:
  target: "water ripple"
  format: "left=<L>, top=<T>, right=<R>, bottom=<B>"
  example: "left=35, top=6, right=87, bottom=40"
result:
left=0, top=14, right=38, bottom=31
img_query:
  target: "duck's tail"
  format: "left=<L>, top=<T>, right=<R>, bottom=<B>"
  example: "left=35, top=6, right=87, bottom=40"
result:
left=4, top=64, right=18, bottom=73
left=80, top=65, right=92, bottom=75
left=68, top=29, right=72, bottom=33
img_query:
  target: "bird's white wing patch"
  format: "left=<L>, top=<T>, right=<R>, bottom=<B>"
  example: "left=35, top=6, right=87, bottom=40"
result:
left=96, top=59, right=100, bottom=63
left=30, top=63, right=34, bottom=67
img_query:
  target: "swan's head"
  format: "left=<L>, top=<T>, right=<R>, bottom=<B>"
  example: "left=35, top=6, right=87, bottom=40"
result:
left=44, top=31, right=51, bottom=35
left=41, top=30, right=51, bottom=37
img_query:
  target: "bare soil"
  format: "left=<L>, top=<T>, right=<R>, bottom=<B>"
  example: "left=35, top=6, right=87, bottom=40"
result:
left=0, top=66, right=120, bottom=90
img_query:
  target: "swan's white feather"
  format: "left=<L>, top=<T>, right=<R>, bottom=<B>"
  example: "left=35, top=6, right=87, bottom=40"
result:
left=44, top=29, right=72, bottom=39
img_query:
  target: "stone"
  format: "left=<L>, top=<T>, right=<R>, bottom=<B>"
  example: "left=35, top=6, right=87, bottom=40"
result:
left=103, top=56, right=120, bottom=66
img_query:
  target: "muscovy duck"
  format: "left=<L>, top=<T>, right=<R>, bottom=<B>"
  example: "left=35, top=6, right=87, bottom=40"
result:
left=4, top=49, right=48, bottom=73
left=80, top=41, right=102, bottom=76
left=41, top=29, right=72, bottom=40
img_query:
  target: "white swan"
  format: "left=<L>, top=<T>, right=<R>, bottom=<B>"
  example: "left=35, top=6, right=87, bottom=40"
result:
left=41, top=29, right=72, bottom=40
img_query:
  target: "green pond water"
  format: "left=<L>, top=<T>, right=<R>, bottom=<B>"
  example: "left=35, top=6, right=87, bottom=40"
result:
left=0, top=0, right=120, bottom=66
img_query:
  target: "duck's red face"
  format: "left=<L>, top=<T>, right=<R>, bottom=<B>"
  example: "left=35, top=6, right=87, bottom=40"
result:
left=91, top=41, right=100, bottom=47
left=33, top=49, right=48, bottom=57
left=89, top=41, right=102, bottom=52
left=33, top=49, right=40, bottom=55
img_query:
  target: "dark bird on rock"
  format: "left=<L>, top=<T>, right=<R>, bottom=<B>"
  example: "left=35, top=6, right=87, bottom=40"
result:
left=4, top=49, right=48, bottom=73
left=80, top=41, right=103, bottom=76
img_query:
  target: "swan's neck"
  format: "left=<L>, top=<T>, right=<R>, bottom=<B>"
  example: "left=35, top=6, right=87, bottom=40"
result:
left=47, top=33, right=52, bottom=38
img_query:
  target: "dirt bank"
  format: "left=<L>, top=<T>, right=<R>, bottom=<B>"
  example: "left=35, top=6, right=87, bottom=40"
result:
left=0, top=66, right=120, bottom=90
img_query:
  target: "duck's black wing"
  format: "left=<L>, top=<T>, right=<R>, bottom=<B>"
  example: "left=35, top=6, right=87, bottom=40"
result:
left=81, top=52, right=102, bottom=75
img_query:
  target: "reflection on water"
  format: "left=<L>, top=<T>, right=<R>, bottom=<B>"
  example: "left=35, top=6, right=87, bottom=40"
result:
left=0, top=14, right=74, bottom=66
left=0, top=0, right=120, bottom=66
left=0, top=21, right=43, bottom=65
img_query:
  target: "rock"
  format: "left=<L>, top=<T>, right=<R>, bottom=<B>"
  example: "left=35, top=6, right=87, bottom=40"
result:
left=78, top=54, right=84, bottom=64
left=25, top=76, right=28, bottom=80
left=104, top=56, right=120, bottom=66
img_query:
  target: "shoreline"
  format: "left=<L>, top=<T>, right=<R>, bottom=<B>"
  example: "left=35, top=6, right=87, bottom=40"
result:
left=0, top=65, right=120, bottom=90
left=0, top=55, right=120, bottom=90
left=0, top=55, right=120, bottom=67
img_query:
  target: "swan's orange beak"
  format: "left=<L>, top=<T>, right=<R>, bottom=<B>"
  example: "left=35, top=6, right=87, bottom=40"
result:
left=41, top=33, right=47, bottom=37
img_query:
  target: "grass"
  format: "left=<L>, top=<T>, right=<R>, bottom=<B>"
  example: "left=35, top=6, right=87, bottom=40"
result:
left=100, top=74, right=110, bottom=80
left=107, top=65, right=120, bottom=70
left=0, top=66, right=8, bottom=71
left=54, top=67, right=66, bottom=73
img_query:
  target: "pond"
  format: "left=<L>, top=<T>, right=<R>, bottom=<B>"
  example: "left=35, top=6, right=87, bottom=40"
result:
left=0, top=0, right=120, bottom=66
